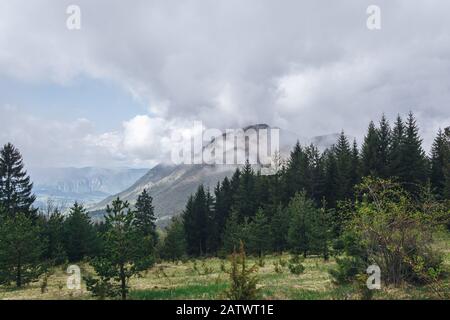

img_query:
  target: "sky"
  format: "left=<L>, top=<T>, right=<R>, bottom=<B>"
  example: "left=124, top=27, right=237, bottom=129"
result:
left=0, top=0, right=449, bottom=168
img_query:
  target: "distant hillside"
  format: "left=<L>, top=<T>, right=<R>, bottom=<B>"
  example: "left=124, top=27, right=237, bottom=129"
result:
left=89, top=124, right=344, bottom=224
left=30, top=167, right=148, bottom=210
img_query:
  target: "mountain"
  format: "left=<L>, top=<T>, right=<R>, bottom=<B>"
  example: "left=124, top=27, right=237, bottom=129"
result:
left=89, top=124, right=344, bottom=224
left=30, top=167, right=148, bottom=210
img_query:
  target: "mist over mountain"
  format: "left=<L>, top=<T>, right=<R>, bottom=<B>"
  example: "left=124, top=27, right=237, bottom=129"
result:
left=89, top=125, right=344, bottom=224
left=30, top=167, right=148, bottom=210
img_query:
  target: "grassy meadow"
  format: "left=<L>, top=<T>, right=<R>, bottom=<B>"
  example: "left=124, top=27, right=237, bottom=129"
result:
left=1, top=231, right=448, bottom=300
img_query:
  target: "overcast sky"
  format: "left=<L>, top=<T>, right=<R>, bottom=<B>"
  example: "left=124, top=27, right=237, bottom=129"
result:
left=0, top=0, right=449, bottom=168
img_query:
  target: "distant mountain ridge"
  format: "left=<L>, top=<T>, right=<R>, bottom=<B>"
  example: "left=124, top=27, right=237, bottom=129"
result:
left=89, top=125, right=346, bottom=224
left=30, top=167, right=148, bottom=210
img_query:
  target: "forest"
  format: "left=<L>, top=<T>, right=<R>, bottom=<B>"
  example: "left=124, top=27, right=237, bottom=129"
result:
left=0, top=112, right=449, bottom=300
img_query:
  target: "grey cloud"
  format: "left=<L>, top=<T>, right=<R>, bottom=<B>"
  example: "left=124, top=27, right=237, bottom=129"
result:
left=0, top=0, right=449, bottom=166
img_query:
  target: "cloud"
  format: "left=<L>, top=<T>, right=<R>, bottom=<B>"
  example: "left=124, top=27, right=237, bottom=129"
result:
left=0, top=0, right=449, bottom=166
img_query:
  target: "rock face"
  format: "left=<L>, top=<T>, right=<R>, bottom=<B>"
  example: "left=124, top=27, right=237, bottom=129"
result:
left=30, top=167, right=148, bottom=210
left=89, top=124, right=345, bottom=224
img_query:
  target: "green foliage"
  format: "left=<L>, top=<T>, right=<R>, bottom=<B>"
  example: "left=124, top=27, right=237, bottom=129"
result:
left=86, top=198, right=155, bottom=300
left=0, top=213, right=46, bottom=287
left=160, top=217, right=187, bottom=262
left=63, top=202, right=98, bottom=262
left=332, top=177, right=445, bottom=287
left=246, top=208, right=272, bottom=257
left=134, top=189, right=158, bottom=246
left=225, top=242, right=259, bottom=300
left=0, top=143, right=37, bottom=219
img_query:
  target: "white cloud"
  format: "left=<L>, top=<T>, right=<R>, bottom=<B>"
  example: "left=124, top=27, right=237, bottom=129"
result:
left=0, top=0, right=449, bottom=166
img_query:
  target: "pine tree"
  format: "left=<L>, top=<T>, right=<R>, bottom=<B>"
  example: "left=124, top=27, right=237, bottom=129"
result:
left=351, top=139, right=361, bottom=189
left=377, top=114, right=391, bottom=177
left=86, top=198, right=154, bottom=300
left=63, top=202, right=98, bottom=262
left=401, top=112, right=428, bottom=193
left=246, top=208, right=271, bottom=257
left=222, top=210, right=248, bottom=254
left=389, top=115, right=406, bottom=179
left=134, top=189, right=158, bottom=246
left=233, top=160, right=256, bottom=220
left=287, top=192, right=317, bottom=257
left=0, top=143, right=36, bottom=218
left=270, top=204, right=290, bottom=252
left=0, top=213, right=46, bottom=287
left=40, top=207, right=67, bottom=265
left=323, top=149, right=339, bottom=208
left=334, top=131, right=354, bottom=200
left=161, top=217, right=186, bottom=262
left=361, top=121, right=380, bottom=177
left=183, top=186, right=210, bottom=256
left=430, top=129, right=450, bottom=198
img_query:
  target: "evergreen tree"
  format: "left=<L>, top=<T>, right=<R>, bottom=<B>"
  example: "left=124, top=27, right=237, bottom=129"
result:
left=183, top=186, right=209, bottom=256
left=134, top=189, right=158, bottom=246
left=270, top=204, right=290, bottom=252
left=287, top=192, right=317, bottom=257
left=63, top=202, right=98, bottom=262
left=161, top=217, right=186, bottom=262
left=350, top=139, right=361, bottom=189
left=41, top=207, right=67, bottom=265
left=361, top=121, right=380, bottom=177
left=246, top=208, right=271, bottom=257
left=323, top=149, right=339, bottom=208
left=377, top=114, right=392, bottom=177
left=0, top=213, right=46, bottom=287
left=0, top=143, right=36, bottom=218
left=401, top=112, right=428, bottom=192
left=430, top=128, right=450, bottom=198
left=233, top=160, right=256, bottom=220
left=334, top=131, right=354, bottom=200
left=389, top=115, right=406, bottom=178
left=222, top=210, right=248, bottom=254
left=86, top=198, right=154, bottom=300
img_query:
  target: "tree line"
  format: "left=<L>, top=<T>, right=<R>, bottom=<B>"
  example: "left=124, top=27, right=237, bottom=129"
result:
left=0, top=111, right=448, bottom=298
left=162, top=112, right=449, bottom=261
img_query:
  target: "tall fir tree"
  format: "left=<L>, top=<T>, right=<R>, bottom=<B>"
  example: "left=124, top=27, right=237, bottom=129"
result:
left=246, top=208, right=272, bottom=257
left=86, top=198, right=154, bottom=300
left=63, top=202, right=98, bottom=262
left=430, top=128, right=450, bottom=198
left=0, top=213, right=46, bottom=287
left=361, top=121, right=380, bottom=177
left=401, top=112, right=428, bottom=193
left=377, top=114, right=392, bottom=177
left=334, top=131, right=354, bottom=200
left=233, top=160, right=256, bottom=221
left=161, top=217, right=186, bottom=262
left=134, top=189, right=158, bottom=246
left=0, top=143, right=36, bottom=218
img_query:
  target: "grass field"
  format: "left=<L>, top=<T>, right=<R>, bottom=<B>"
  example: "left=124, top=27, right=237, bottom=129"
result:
left=1, top=232, right=449, bottom=300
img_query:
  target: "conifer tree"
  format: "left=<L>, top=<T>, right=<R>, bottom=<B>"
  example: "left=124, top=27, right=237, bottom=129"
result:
left=63, top=202, right=98, bottom=262
left=377, top=114, right=392, bottom=177
left=287, top=192, right=317, bottom=257
left=334, top=131, right=354, bottom=200
left=0, top=143, right=36, bottom=218
left=430, top=128, right=450, bottom=198
left=233, top=160, right=256, bottom=220
left=270, top=204, right=290, bottom=252
left=246, top=208, right=271, bottom=257
left=389, top=115, right=406, bottom=178
left=134, top=189, right=158, bottom=246
left=0, top=213, right=46, bottom=287
left=161, top=217, right=186, bottom=262
left=41, top=207, right=67, bottom=265
left=361, top=121, right=380, bottom=177
left=401, top=112, right=428, bottom=192
left=86, top=198, right=154, bottom=300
